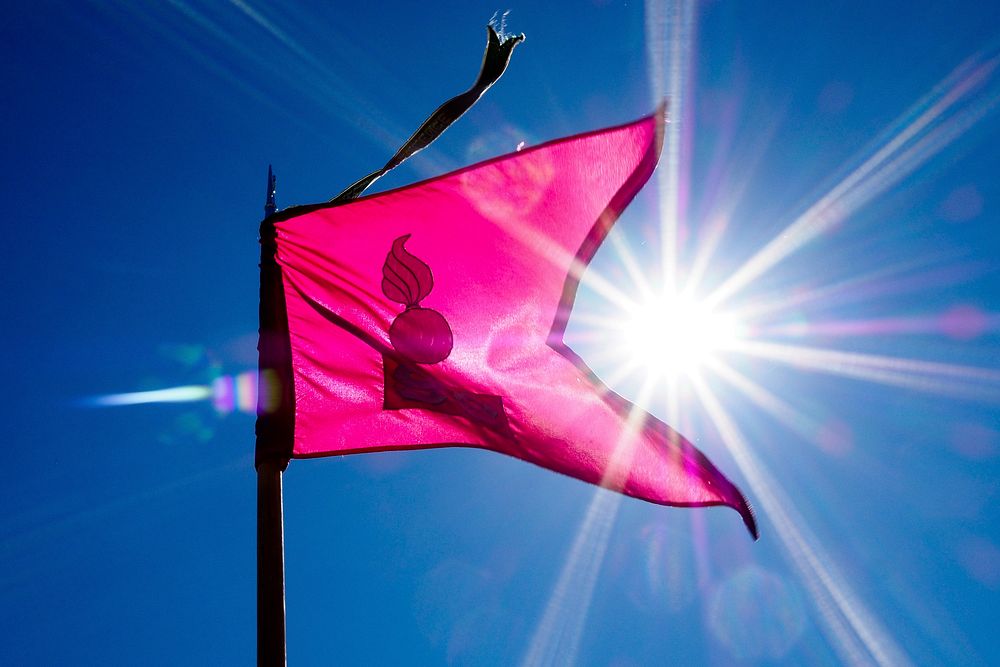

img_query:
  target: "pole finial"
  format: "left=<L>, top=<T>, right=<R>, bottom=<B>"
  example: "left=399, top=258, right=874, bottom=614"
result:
left=264, top=165, right=277, bottom=218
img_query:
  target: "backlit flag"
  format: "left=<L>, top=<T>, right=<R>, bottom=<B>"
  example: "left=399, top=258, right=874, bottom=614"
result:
left=256, top=107, right=758, bottom=538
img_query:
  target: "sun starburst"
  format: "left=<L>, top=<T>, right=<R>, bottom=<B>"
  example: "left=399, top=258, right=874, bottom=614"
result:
left=527, top=4, right=1000, bottom=664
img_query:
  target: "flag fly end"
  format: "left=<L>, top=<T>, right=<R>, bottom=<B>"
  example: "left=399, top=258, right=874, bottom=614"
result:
left=739, top=498, right=760, bottom=541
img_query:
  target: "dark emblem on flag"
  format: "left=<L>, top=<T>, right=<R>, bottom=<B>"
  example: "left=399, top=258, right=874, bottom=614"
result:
left=382, top=235, right=454, bottom=363
left=381, top=235, right=511, bottom=436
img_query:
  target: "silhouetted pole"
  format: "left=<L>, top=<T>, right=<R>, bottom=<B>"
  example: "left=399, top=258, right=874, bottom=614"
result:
left=258, top=164, right=286, bottom=666
left=257, top=459, right=286, bottom=666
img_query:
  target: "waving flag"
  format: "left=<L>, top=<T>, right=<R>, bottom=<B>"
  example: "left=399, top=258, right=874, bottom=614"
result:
left=256, top=107, right=757, bottom=538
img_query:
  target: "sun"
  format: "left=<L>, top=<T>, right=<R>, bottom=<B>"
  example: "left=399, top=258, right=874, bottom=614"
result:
left=620, top=293, right=744, bottom=380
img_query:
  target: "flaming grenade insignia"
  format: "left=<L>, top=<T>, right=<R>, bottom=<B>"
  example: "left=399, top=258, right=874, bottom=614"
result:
left=382, top=235, right=453, bottom=364
left=379, top=234, right=512, bottom=437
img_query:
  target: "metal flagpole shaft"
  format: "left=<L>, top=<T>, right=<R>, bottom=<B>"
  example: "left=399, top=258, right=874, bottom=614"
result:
left=258, top=164, right=287, bottom=666
left=257, top=459, right=286, bottom=666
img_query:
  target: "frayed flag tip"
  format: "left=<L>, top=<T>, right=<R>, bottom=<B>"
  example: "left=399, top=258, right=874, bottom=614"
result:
left=489, top=10, right=521, bottom=42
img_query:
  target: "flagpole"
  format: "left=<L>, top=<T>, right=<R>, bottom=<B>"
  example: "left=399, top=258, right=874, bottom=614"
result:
left=257, top=458, right=286, bottom=666
left=258, top=164, right=287, bottom=666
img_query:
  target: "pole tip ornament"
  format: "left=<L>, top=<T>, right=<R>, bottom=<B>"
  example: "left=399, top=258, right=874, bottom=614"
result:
left=264, top=165, right=277, bottom=218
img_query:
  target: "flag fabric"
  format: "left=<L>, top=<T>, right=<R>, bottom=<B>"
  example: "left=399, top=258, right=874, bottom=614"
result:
left=257, top=109, right=757, bottom=539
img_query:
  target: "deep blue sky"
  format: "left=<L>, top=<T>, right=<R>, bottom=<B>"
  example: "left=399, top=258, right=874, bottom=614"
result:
left=3, top=1, right=999, bottom=665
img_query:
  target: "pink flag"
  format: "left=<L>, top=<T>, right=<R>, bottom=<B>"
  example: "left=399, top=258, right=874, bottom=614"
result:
left=257, top=109, right=757, bottom=538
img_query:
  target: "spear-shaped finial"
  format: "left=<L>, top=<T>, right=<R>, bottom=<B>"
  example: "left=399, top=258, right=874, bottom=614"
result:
left=264, top=164, right=277, bottom=218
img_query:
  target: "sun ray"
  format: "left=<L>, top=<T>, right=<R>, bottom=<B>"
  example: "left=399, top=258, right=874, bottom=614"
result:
left=731, top=254, right=975, bottom=322
left=735, top=339, right=1000, bottom=383
left=96, top=0, right=469, bottom=170
left=522, top=375, right=659, bottom=667
left=186, top=0, right=418, bottom=158
left=520, top=489, right=623, bottom=667
left=565, top=342, right=647, bottom=386
left=557, top=343, right=651, bottom=402
left=731, top=339, right=1000, bottom=402
left=83, top=0, right=288, bottom=121
left=757, top=309, right=1000, bottom=340
left=645, top=0, right=697, bottom=296
left=704, top=358, right=821, bottom=442
left=691, top=376, right=914, bottom=667
left=494, top=216, right=641, bottom=313
left=705, top=52, right=1000, bottom=310
left=683, top=112, right=787, bottom=296
left=606, top=230, right=657, bottom=304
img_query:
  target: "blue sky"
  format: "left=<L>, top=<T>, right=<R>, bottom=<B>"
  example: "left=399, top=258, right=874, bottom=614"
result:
left=3, top=1, right=999, bottom=665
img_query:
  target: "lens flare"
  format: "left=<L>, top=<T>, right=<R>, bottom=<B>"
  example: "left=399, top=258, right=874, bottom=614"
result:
left=709, top=565, right=808, bottom=661
left=82, top=370, right=269, bottom=415
left=84, top=385, right=212, bottom=407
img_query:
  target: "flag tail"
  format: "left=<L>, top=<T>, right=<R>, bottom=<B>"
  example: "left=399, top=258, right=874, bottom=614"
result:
left=331, top=23, right=524, bottom=203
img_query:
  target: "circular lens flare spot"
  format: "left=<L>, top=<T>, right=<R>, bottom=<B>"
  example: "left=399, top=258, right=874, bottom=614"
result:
left=709, top=565, right=807, bottom=660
